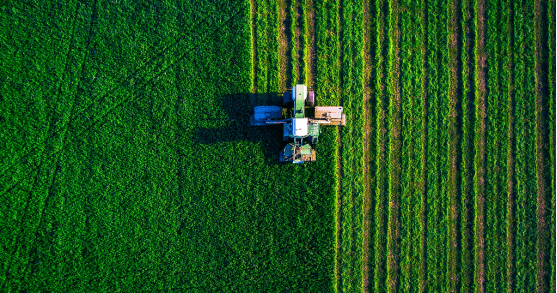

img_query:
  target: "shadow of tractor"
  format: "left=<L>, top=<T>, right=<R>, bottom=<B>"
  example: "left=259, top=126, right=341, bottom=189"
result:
left=194, top=93, right=287, bottom=164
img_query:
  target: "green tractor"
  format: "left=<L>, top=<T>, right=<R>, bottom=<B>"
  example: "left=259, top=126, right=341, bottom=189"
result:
left=250, top=84, right=346, bottom=164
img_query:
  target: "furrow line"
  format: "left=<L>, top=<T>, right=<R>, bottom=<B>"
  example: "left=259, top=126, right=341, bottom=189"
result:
left=362, top=0, right=374, bottom=290
left=448, top=0, right=462, bottom=290
left=534, top=0, right=550, bottom=290
left=386, top=0, right=402, bottom=291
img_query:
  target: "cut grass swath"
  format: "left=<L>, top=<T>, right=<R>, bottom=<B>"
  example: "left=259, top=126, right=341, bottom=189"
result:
left=372, top=0, right=389, bottom=291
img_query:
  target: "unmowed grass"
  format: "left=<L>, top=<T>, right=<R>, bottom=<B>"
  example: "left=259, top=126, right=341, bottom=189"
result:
left=1, top=0, right=335, bottom=291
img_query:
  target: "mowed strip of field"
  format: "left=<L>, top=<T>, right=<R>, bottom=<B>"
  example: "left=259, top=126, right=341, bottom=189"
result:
left=338, top=0, right=366, bottom=291
left=362, top=0, right=554, bottom=292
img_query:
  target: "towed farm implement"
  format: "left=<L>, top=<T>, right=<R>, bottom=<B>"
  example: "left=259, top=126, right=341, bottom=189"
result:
left=251, top=84, right=346, bottom=163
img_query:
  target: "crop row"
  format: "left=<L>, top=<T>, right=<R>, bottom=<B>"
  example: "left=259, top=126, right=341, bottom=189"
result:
left=398, top=0, right=426, bottom=290
left=485, top=0, right=510, bottom=290
left=513, top=0, right=538, bottom=290
left=424, top=0, right=450, bottom=291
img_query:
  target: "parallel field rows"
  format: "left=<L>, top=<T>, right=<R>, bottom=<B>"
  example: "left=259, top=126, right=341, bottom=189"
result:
left=251, top=0, right=555, bottom=291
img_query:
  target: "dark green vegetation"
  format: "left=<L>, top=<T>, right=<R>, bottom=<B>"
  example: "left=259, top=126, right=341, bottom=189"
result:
left=1, top=0, right=334, bottom=291
left=1, top=0, right=555, bottom=292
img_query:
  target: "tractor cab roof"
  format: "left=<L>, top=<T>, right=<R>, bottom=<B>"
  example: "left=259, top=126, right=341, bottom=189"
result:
left=292, top=118, right=308, bottom=137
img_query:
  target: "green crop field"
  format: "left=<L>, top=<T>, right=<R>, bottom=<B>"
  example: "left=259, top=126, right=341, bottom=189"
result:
left=0, top=0, right=554, bottom=292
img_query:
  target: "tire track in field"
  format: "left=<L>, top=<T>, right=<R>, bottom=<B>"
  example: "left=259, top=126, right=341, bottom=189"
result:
left=533, top=0, right=550, bottom=291
left=474, top=0, right=487, bottom=290
left=362, top=0, right=373, bottom=290
left=448, top=0, right=462, bottom=290
left=1, top=1, right=83, bottom=189
left=29, top=0, right=97, bottom=248
left=0, top=1, right=242, bottom=196
left=6, top=0, right=98, bottom=278
left=387, top=0, right=402, bottom=291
